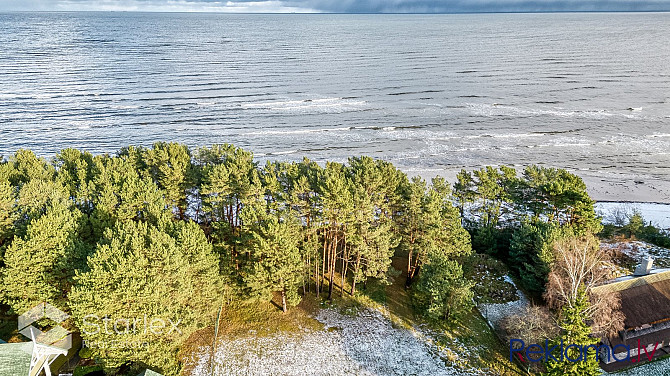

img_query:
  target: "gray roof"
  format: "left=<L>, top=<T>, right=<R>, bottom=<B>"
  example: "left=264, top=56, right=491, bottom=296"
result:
left=0, top=342, right=32, bottom=376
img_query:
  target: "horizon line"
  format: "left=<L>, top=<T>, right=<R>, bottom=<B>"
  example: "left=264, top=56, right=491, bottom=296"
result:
left=2, top=10, right=670, bottom=14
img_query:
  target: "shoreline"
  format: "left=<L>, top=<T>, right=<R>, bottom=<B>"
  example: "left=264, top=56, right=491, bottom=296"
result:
left=593, top=200, right=670, bottom=205
left=405, top=166, right=670, bottom=229
left=404, top=168, right=670, bottom=204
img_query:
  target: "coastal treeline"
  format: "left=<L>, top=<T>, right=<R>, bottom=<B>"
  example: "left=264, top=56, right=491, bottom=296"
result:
left=0, top=143, right=602, bottom=375
left=453, top=165, right=602, bottom=294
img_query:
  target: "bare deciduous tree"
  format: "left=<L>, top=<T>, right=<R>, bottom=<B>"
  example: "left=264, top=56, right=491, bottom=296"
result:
left=500, top=305, right=559, bottom=371
left=544, top=235, right=625, bottom=337
left=500, top=305, right=559, bottom=344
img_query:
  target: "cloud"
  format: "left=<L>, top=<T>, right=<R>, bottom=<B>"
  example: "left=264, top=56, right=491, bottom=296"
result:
left=287, top=0, right=670, bottom=13
left=1, top=0, right=669, bottom=12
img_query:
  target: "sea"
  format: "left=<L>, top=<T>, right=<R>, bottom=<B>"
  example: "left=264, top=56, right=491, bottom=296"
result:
left=1, top=12, right=669, bottom=206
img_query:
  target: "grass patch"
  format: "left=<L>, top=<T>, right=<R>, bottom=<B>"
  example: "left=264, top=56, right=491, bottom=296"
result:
left=448, top=311, right=526, bottom=376
left=384, top=255, right=525, bottom=376
left=201, top=292, right=323, bottom=340
left=179, top=293, right=324, bottom=375
left=180, top=255, right=526, bottom=376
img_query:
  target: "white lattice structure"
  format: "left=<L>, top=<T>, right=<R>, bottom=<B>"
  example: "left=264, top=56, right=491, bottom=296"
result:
left=28, top=328, right=67, bottom=376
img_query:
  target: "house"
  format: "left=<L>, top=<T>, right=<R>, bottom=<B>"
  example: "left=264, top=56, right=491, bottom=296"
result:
left=0, top=334, right=68, bottom=376
left=0, top=339, right=163, bottom=376
left=593, top=258, right=670, bottom=371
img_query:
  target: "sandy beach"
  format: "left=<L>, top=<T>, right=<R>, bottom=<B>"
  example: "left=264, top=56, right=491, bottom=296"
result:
left=407, top=167, right=670, bottom=229
left=407, top=168, right=670, bottom=204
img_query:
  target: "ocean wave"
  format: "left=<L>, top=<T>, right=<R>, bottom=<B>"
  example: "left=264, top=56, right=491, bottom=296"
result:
left=244, top=127, right=352, bottom=136
left=269, top=149, right=299, bottom=156
left=464, top=103, right=626, bottom=120
left=436, top=132, right=545, bottom=140
left=550, top=142, right=593, bottom=147
left=241, top=97, right=367, bottom=112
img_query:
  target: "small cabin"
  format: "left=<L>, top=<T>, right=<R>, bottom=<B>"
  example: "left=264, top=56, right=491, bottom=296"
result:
left=593, top=259, right=670, bottom=371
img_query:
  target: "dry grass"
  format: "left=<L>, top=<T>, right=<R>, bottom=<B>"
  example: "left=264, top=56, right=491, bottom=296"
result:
left=384, top=255, right=525, bottom=376
left=179, top=294, right=323, bottom=375
left=181, top=254, right=525, bottom=376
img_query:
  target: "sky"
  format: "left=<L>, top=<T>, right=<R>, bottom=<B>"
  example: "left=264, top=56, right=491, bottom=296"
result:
left=1, top=0, right=670, bottom=13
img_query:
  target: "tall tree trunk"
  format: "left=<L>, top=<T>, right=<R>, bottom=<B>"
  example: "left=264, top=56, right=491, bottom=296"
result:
left=350, top=253, right=361, bottom=295
left=406, top=248, right=413, bottom=287
left=341, top=243, right=348, bottom=297
left=178, top=204, right=185, bottom=220
left=281, top=284, right=288, bottom=313
left=328, top=231, right=338, bottom=301
left=307, top=252, right=311, bottom=294
left=321, top=231, right=327, bottom=294
left=315, top=246, right=320, bottom=297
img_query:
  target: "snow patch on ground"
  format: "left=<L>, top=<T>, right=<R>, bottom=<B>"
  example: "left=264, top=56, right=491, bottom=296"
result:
left=188, top=308, right=490, bottom=376
left=596, top=202, right=670, bottom=230
left=478, top=275, right=529, bottom=328
left=601, top=240, right=670, bottom=268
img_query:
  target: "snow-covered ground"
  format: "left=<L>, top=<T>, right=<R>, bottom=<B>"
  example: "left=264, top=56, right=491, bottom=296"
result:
left=596, top=202, right=670, bottom=230
left=601, top=240, right=670, bottom=269
left=478, top=276, right=529, bottom=329
left=187, top=308, right=489, bottom=376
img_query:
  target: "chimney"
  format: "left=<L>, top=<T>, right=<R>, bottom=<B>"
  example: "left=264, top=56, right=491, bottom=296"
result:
left=634, top=257, right=654, bottom=276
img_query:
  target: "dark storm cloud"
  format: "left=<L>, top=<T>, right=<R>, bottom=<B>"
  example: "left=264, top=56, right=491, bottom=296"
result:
left=288, top=0, right=670, bottom=12
left=2, top=0, right=670, bottom=12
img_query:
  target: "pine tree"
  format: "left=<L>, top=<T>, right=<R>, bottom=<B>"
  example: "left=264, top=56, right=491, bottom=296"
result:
left=509, top=219, right=570, bottom=294
left=7, top=149, right=55, bottom=185
left=141, top=142, right=194, bottom=219
left=293, top=158, right=323, bottom=295
left=470, top=166, right=517, bottom=228
left=69, top=220, right=225, bottom=375
left=345, top=157, right=399, bottom=295
left=452, top=169, right=476, bottom=221
left=197, top=144, right=262, bottom=269
left=412, top=250, right=474, bottom=321
left=242, top=201, right=304, bottom=312
left=625, top=210, right=644, bottom=237
left=545, top=290, right=600, bottom=376
left=54, top=148, right=96, bottom=214
left=319, top=161, right=352, bottom=300
left=0, top=178, right=16, bottom=257
left=424, top=177, right=472, bottom=260
left=89, top=155, right=172, bottom=238
left=403, top=177, right=471, bottom=286
left=398, top=176, right=425, bottom=286
left=1, top=202, right=87, bottom=314
left=522, top=166, right=601, bottom=234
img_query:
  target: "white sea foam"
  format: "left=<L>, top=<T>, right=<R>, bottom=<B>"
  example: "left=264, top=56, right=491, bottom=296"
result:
left=244, top=127, right=352, bottom=136
left=269, top=149, right=299, bottom=155
left=465, top=103, right=625, bottom=120
left=242, top=97, right=366, bottom=113
left=551, top=142, right=592, bottom=147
